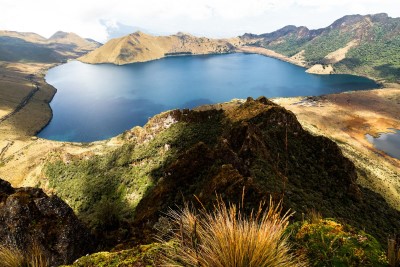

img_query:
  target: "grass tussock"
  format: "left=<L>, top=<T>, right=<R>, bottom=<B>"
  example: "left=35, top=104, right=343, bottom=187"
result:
left=0, top=243, right=48, bottom=267
left=160, top=198, right=308, bottom=267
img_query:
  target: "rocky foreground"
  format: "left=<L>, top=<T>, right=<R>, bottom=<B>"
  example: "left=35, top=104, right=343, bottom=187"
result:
left=0, top=179, right=93, bottom=266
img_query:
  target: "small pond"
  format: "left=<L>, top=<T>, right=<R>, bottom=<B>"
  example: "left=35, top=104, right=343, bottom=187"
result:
left=366, top=129, right=400, bottom=159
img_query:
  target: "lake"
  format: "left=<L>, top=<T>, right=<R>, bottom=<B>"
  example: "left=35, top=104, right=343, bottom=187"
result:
left=38, top=53, right=379, bottom=142
left=366, top=129, right=400, bottom=159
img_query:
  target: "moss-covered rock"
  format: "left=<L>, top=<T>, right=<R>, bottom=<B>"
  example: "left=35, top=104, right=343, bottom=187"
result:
left=288, top=219, right=388, bottom=266
left=62, top=243, right=164, bottom=267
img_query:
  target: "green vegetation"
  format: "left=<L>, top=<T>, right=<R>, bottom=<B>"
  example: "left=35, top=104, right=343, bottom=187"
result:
left=45, top=112, right=223, bottom=233
left=254, top=15, right=400, bottom=81
left=62, top=243, right=164, bottom=267
left=303, top=30, right=352, bottom=62
left=64, top=201, right=389, bottom=267
left=335, top=27, right=400, bottom=81
left=288, top=218, right=388, bottom=266
left=261, top=30, right=352, bottom=62
left=263, top=35, right=308, bottom=57
left=45, top=100, right=400, bottom=250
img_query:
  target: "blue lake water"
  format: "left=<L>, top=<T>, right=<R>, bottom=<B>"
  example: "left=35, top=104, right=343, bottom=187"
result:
left=38, top=53, right=379, bottom=142
left=366, top=129, right=400, bottom=159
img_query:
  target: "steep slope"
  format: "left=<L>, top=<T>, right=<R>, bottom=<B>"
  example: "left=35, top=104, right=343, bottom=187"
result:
left=79, top=31, right=241, bottom=65
left=243, top=13, right=400, bottom=81
left=44, top=97, right=400, bottom=247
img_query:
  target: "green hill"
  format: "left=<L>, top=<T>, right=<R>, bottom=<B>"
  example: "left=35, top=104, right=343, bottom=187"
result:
left=44, top=97, right=400, bottom=249
left=242, top=13, right=400, bottom=82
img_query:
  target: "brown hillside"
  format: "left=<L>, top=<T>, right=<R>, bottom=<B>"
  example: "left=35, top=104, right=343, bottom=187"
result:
left=79, top=31, right=242, bottom=65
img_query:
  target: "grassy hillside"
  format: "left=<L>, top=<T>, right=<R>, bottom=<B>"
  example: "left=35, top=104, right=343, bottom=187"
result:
left=246, top=13, right=400, bottom=81
left=79, top=31, right=241, bottom=65
left=44, top=98, right=400, bottom=249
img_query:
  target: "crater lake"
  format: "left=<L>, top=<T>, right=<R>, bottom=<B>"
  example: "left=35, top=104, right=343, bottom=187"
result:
left=38, top=53, right=379, bottom=142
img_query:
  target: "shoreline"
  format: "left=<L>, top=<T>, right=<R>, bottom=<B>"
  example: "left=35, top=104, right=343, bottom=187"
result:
left=1, top=50, right=397, bottom=144
left=0, top=58, right=399, bottom=211
left=235, top=46, right=307, bottom=68
left=41, top=50, right=391, bottom=143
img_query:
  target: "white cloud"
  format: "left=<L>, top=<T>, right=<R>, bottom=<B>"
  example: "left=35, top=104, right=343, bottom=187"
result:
left=0, top=0, right=399, bottom=42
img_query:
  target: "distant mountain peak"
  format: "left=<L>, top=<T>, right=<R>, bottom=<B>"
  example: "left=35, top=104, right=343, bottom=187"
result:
left=49, top=31, right=72, bottom=39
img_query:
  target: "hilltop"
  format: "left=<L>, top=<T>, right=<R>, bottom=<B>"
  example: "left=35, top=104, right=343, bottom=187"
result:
left=242, top=13, right=400, bottom=81
left=79, top=31, right=242, bottom=64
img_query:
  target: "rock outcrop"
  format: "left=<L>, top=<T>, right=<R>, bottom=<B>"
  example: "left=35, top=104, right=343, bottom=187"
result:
left=0, top=179, right=94, bottom=266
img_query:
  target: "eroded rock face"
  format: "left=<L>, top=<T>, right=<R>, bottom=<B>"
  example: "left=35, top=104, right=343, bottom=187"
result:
left=0, top=179, right=93, bottom=266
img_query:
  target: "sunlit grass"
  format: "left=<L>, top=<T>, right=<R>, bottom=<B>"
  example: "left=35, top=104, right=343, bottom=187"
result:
left=160, top=198, right=307, bottom=267
left=0, top=243, right=48, bottom=267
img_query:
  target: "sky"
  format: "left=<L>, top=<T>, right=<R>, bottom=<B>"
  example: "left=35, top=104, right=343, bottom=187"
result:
left=1, top=0, right=399, bottom=42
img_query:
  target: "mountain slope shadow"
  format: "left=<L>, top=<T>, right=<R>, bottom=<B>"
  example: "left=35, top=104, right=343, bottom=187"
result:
left=132, top=97, right=400, bottom=245
left=44, top=96, right=400, bottom=249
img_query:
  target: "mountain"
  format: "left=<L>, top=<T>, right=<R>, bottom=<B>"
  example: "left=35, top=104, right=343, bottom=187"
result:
left=242, top=13, right=400, bottom=81
left=79, top=31, right=242, bottom=65
left=48, top=31, right=101, bottom=52
left=79, top=13, right=399, bottom=81
left=0, top=30, right=101, bottom=63
left=44, top=97, right=400, bottom=249
left=0, top=30, right=47, bottom=43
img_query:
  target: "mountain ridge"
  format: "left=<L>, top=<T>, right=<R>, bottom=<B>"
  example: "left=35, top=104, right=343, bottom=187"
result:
left=244, top=13, right=400, bottom=81
left=79, top=13, right=399, bottom=81
left=0, top=30, right=101, bottom=63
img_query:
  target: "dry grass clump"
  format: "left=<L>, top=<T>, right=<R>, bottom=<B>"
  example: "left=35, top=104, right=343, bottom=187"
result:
left=160, top=198, right=307, bottom=267
left=0, top=243, right=48, bottom=267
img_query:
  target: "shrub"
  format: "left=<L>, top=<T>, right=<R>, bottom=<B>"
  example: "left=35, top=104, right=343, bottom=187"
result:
left=288, top=219, right=388, bottom=266
left=159, top=199, right=307, bottom=267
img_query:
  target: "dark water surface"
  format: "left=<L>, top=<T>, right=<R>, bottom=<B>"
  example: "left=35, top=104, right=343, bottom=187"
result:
left=366, top=129, right=400, bottom=159
left=38, top=53, right=379, bottom=142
